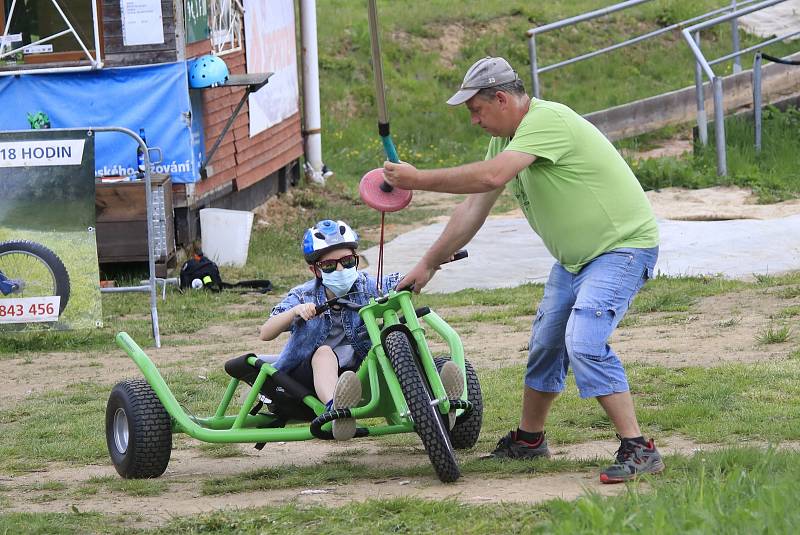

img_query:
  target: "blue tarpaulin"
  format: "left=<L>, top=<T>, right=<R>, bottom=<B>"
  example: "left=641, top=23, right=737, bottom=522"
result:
left=0, top=62, right=204, bottom=183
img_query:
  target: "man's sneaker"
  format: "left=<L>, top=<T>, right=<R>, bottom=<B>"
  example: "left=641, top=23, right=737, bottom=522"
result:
left=488, top=430, right=551, bottom=459
left=599, top=435, right=665, bottom=484
left=331, top=371, right=361, bottom=441
left=439, top=361, right=464, bottom=430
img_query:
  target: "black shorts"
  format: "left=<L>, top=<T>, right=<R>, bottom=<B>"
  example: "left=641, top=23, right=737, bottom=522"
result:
left=287, top=351, right=358, bottom=392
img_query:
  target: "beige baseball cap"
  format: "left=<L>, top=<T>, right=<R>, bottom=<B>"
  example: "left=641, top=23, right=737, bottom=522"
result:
left=446, top=56, right=519, bottom=106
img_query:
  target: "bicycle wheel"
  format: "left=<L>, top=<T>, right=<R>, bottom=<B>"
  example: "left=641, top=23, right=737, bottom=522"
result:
left=0, top=240, right=71, bottom=315
left=384, top=330, right=460, bottom=483
left=434, top=357, right=483, bottom=449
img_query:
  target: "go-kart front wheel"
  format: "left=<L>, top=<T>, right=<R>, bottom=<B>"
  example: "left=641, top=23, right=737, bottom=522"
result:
left=105, top=379, right=172, bottom=478
left=385, top=330, right=460, bottom=483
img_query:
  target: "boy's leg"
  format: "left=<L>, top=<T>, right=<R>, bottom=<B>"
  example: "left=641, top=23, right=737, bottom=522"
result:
left=311, top=347, right=362, bottom=441
left=331, top=370, right=361, bottom=441
left=490, top=263, right=575, bottom=459
left=565, top=247, right=662, bottom=482
left=310, top=346, right=339, bottom=404
left=439, top=360, right=464, bottom=429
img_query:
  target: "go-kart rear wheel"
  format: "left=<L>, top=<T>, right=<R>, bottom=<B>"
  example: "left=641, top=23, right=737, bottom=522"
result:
left=106, top=379, right=172, bottom=478
left=434, top=357, right=483, bottom=449
left=385, top=330, right=460, bottom=483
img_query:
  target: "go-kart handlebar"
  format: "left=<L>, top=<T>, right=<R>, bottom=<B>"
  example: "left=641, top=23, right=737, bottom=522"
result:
left=447, top=249, right=469, bottom=263
left=312, top=249, right=468, bottom=316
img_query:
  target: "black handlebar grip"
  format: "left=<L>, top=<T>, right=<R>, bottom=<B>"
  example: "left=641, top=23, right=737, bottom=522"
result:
left=441, top=249, right=468, bottom=264
left=451, top=249, right=468, bottom=261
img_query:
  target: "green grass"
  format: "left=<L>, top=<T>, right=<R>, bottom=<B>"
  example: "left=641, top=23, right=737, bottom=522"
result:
left=4, top=356, right=798, bottom=477
left=776, top=286, right=800, bottom=299
left=775, top=305, right=800, bottom=319
left=0, top=368, right=231, bottom=473
left=5, top=448, right=789, bottom=534
left=0, top=270, right=755, bottom=356
left=200, top=457, right=594, bottom=497
left=755, top=325, right=792, bottom=345
left=0, top=288, right=266, bottom=355
left=630, top=106, right=800, bottom=202
left=312, top=0, right=799, bottom=203
left=2, top=2, right=800, bottom=531
left=76, top=476, right=168, bottom=498
left=0, top=512, right=129, bottom=535
left=197, top=443, right=246, bottom=459
left=185, top=449, right=800, bottom=534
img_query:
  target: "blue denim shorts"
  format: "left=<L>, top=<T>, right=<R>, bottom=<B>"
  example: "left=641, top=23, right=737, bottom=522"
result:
left=525, top=247, right=658, bottom=398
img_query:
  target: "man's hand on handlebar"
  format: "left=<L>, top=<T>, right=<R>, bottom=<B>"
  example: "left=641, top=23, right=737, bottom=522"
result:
left=397, top=262, right=436, bottom=294
left=397, top=250, right=468, bottom=294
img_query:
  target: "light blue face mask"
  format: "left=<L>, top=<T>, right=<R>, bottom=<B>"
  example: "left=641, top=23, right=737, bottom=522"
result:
left=321, top=266, right=358, bottom=297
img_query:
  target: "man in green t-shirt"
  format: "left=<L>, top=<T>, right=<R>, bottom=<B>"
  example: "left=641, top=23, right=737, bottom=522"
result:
left=383, top=56, right=663, bottom=484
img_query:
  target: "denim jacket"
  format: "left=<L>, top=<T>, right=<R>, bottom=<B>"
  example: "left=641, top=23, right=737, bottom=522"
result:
left=269, top=270, right=400, bottom=372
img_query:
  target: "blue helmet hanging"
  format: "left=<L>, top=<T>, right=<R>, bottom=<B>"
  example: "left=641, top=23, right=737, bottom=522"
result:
left=188, top=55, right=230, bottom=88
left=302, top=220, right=359, bottom=263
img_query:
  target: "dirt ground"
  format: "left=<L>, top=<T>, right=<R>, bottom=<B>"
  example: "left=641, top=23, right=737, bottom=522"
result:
left=1, top=186, right=799, bottom=524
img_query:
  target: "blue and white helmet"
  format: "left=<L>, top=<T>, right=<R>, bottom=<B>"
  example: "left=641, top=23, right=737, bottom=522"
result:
left=302, top=219, right=359, bottom=263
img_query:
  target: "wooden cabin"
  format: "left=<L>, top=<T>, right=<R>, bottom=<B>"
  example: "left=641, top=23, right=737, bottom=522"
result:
left=0, top=0, right=304, bottom=268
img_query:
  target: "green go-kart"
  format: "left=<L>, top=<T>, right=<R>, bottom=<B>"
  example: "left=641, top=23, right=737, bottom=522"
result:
left=106, top=272, right=483, bottom=483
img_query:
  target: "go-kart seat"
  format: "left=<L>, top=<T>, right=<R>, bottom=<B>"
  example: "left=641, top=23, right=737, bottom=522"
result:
left=224, top=353, right=317, bottom=421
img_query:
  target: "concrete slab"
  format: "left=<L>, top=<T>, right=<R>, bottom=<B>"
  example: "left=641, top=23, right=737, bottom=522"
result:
left=362, top=216, right=800, bottom=294
left=739, top=0, right=800, bottom=41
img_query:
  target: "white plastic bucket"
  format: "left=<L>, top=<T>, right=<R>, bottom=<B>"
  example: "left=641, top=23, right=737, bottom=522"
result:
left=199, top=208, right=254, bottom=267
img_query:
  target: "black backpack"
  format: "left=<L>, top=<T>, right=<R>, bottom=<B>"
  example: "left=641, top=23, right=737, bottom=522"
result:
left=179, top=253, right=272, bottom=293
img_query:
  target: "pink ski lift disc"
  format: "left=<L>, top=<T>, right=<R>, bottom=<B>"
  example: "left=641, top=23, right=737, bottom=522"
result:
left=359, top=167, right=412, bottom=212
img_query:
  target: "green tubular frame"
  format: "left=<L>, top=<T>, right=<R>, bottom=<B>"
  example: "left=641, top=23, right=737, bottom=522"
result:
left=114, top=289, right=467, bottom=445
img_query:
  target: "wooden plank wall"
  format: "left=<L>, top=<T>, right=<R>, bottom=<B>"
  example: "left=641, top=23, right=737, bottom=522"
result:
left=100, top=5, right=303, bottom=202
left=187, top=42, right=304, bottom=200
left=102, top=0, right=178, bottom=67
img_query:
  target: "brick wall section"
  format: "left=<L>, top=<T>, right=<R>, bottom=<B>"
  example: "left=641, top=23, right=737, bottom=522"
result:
left=186, top=42, right=304, bottom=200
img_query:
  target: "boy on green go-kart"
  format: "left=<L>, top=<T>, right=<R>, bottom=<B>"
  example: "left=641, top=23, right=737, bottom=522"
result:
left=259, top=219, right=464, bottom=441
left=106, top=219, right=482, bottom=483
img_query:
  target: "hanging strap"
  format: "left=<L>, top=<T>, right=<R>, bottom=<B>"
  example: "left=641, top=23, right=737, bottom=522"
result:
left=376, top=212, right=386, bottom=294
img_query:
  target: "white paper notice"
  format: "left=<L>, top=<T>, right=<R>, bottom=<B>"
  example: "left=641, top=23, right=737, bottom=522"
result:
left=243, top=0, right=299, bottom=136
left=121, top=0, right=165, bottom=46
left=0, top=140, right=85, bottom=167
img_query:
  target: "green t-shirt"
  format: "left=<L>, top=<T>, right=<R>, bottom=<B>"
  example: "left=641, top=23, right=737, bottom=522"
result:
left=486, top=98, right=659, bottom=273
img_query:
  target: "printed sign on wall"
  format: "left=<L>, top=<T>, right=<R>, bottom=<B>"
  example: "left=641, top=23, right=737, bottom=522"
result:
left=244, top=0, right=299, bottom=136
left=121, top=0, right=166, bottom=46
left=0, top=129, right=102, bottom=331
left=0, top=62, right=200, bottom=183
left=185, top=0, right=209, bottom=43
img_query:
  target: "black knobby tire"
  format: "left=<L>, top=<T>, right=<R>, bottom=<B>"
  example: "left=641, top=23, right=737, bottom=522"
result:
left=105, top=379, right=172, bottom=479
left=434, top=357, right=483, bottom=449
left=0, top=240, right=71, bottom=315
left=384, top=330, right=460, bottom=483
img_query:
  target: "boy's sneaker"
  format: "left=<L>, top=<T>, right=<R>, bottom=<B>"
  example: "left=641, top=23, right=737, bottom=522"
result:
left=488, top=430, right=551, bottom=459
left=331, top=371, right=361, bottom=441
left=439, top=361, right=464, bottom=430
left=599, top=435, right=665, bottom=484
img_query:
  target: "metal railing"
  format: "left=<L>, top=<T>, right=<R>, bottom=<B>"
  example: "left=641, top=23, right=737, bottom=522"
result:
left=527, top=0, right=749, bottom=99
left=681, top=0, right=798, bottom=175
left=753, top=52, right=800, bottom=152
